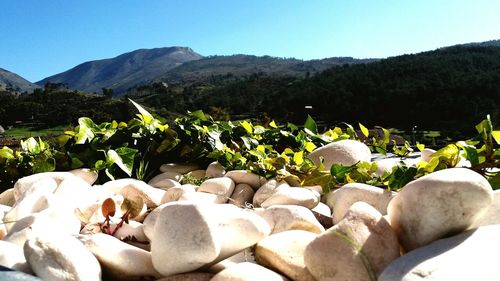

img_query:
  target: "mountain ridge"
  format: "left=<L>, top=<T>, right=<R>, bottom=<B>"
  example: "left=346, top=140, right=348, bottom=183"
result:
left=0, top=68, right=39, bottom=93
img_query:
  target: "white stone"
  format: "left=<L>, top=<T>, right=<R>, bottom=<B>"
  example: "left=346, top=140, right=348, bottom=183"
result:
left=259, top=205, right=324, bottom=234
left=161, top=184, right=197, bottom=204
left=0, top=240, right=32, bottom=274
left=387, top=167, right=493, bottom=251
left=198, top=177, right=235, bottom=198
left=102, top=178, right=165, bottom=208
left=3, top=191, right=53, bottom=227
left=229, top=183, right=254, bottom=207
left=206, top=161, right=226, bottom=178
left=261, top=187, right=320, bottom=209
left=0, top=188, right=15, bottom=206
left=326, top=182, right=395, bottom=224
left=151, top=202, right=221, bottom=276
left=179, top=191, right=228, bottom=204
left=24, top=233, right=101, bottom=281
left=375, top=158, right=403, bottom=176
left=159, top=163, right=200, bottom=174
left=112, top=220, right=148, bottom=242
left=253, top=179, right=288, bottom=207
left=211, top=204, right=271, bottom=263
left=150, top=171, right=184, bottom=183
left=225, top=170, right=267, bottom=189
left=473, top=189, right=500, bottom=227
left=305, top=202, right=400, bottom=281
left=421, top=148, right=436, bottom=162
left=69, top=168, right=99, bottom=185
left=185, top=169, right=207, bottom=180
left=82, top=233, right=161, bottom=279
left=256, top=230, right=317, bottom=281
left=13, top=172, right=73, bottom=201
left=142, top=203, right=168, bottom=241
left=4, top=208, right=81, bottom=247
left=307, top=139, right=371, bottom=170
left=379, top=225, right=500, bottom=281
left=311, top=202, right=331, bottom=217
left=210, top=262, right=288, bottom=281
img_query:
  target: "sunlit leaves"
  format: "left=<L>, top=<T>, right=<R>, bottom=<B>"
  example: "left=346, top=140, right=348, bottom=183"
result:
left=359, top=123, right=369, bottom=138
left=304, top=115, right=318, bottom=134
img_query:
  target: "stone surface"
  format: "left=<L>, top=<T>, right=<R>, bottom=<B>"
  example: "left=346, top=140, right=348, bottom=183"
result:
left=198, top=177, right=235, bottom=199
left=151, top=202, right=221, bottom=276
left=112, top=220, right=148, bottom=242
left=210, top=262, right=289, bottom=281
left=253, top=179, right=289, bottom=207
left=311, top=202, right=331, bottom=217
left=102, top=178, right=166, bottom=208
left=211, top=204, right=271, bottom=263
left=13, top=172, right=72, bottom=201
left=0, top=240, right=32, bottom=274
left=0, top=188, right=15, bottom=206
left=374, top=158, right=403, bottom=176
left=24, top=233, right=101, bottom=281
left=185, top=169, right=207, bottom=180
left=307, top=139, right=371, bottom=170
left=159, top=163, right=200, bottom=174
left=326, top=182, right=395, bottom=224
left=142, top=203, right=168, bottom=241
left=148, top=172, right=182, bottom=189
left=472, top=189, right=500, bottom=227
left=224, top=170, right=267, bottom=189
left=69, top=168, right=99, bottom=185
left=421, top=148, right=436, bottom=162
left=255, top=230, right=317, bottom=281
left=387, top=167, right=493, bottom=251
left=379, top=225, right=500, bottom=281
left=160, top=184, right=197, bottom=204
left=304, top=202, right=400, bottom=281
left=259, top=205, right=324, bottom=234
left=179, top=191, right=227, bottom=204
left=206, top=161, right=226, bottom=178
left=82, top=233, right=161, bottom=280
left=261, top=187, right=319, bottom=209
left=229, top=183, right=254, bottom=207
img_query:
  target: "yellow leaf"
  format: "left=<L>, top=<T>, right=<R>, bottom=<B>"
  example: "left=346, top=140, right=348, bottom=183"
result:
left=493, top=131, right=500, bottom=145
left=359, top=123, right=369, bottom=137
left=241, top=121, right=253, bottom=134
left=257, top=145, right=266, bottom=152
left=269, top=120, right=278, bottom=128
left=293, top=151, right=304, bottom=165
left=305, top=142, right=316, bottom=153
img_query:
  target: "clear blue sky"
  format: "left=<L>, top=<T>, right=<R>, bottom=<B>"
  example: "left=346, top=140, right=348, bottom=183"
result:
left=2, top=0, right=500, bottom=82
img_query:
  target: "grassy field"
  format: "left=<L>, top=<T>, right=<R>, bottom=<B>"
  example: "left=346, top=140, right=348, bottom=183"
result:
left=3, top=126, right=68, bottom=139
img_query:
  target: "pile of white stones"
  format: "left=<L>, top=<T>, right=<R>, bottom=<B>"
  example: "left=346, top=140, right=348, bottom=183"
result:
left=1, top=139, right=500, bottom=281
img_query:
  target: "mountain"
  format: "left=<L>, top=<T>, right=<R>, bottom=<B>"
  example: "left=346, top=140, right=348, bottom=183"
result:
left=36, top=46, right=203, bottom=94
left=456, top=39, right=500, bottom=48
left=0, top=68, right=39, bottom=93
left=154, top=55, right=377, bottom=84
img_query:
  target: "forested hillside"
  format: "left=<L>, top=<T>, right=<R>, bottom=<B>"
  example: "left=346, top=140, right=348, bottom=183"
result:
left=133, top=45, right=500, bottom=134
left=2, top=46, right=500, bottom=138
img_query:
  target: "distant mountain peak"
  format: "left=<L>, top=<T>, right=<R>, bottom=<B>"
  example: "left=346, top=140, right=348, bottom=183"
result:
left=0, top=68, right=39, bottom=93
left=36, top=46, right=204, bottom=94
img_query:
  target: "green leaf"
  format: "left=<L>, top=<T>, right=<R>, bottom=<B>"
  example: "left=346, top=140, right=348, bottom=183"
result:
left=269, top=120, right=278, bottom=128
left=76, top=117, right=97, bottom=144
left=304, top=142, right=316, bottom=153
left=359, top=123, right=369, bottom=138
left=330, top=163, right=358, bottom=182
left=492, top=131, right=500, bottom=145
left=488, top=173, right=500, bottom=190
left=106, top=148, right=137, bottom=177
left=129, top=99, right=154, bottom=124
left=21, top=137, right=40, bottom=154
left=386, top=166, right=417, bottom=190
left=293, top=151, right=304, bottom=165
left=304, top=115, right=318, bottom=134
